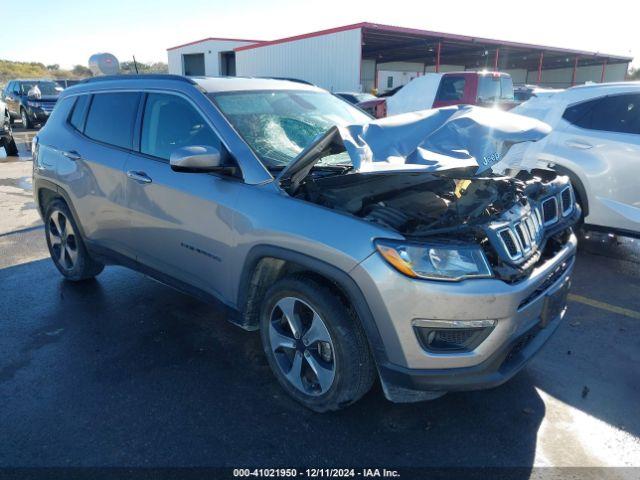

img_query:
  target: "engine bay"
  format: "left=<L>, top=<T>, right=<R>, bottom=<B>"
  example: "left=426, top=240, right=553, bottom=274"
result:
left=295, top=167, right=578, bottom=282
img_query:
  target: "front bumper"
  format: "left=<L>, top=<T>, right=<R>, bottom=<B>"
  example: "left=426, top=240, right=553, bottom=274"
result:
left=350, top=233, right=577, bottom=402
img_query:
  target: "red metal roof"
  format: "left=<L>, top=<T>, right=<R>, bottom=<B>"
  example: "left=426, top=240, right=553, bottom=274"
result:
left=232, top=22, right=632, bottom=62
left=167, top=37, right=265, bottom=51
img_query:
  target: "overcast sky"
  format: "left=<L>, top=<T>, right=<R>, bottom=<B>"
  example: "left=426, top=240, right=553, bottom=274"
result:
left=1, top=0, right=637, bottom=69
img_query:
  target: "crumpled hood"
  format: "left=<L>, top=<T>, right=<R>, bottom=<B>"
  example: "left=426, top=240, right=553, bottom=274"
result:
left=341, top=104, right=551, bottom=174
left=278, top=105, right=552, bottom=187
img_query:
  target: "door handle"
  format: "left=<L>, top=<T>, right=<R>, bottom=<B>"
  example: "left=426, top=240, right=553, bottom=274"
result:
left=565, top=139, right=593, bottom=150
left=127, top=170, right=153, bottom=184
left=63, top=150, right=82, bottom=160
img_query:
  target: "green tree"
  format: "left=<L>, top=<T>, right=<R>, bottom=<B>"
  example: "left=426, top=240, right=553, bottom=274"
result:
left=71, top=65, right=92, bottom=77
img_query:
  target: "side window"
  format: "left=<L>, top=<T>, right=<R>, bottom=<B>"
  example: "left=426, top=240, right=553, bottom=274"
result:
left=589, top=94, right=640, bottom=135
left=84, top=92, right=140, bottom=149
left=140, top=93, right=221, bottom=161
left=386, top=76, right=393, bottom=89
left=436, top=76, right=466, bottom=102
left=563, top=95, right=640, bottom=135
left=13, top=82, right=21, bottom=95
left=68, top=95, right=90, bottom=132
left=562, top=98, right=598, bottom=128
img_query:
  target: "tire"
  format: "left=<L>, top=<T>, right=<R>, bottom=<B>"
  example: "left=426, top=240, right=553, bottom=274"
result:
left=20, top=108, right=32, bottom=129
left=44, top=199, right=104, bottom=281
left=259, top=275, right=376, bottom=412
left=2, top=115, right=18, bottom=156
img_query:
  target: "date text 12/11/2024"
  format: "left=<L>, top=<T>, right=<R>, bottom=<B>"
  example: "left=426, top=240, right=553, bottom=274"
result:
left=233, top=468, right=401, bottom=478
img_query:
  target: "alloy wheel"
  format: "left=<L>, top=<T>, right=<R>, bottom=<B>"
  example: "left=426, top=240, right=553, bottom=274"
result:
left=268, top=296, right=336, bottom=396
left=21, top=110, right=27, bottom=127
left=48, top=210, right=79, bottom=271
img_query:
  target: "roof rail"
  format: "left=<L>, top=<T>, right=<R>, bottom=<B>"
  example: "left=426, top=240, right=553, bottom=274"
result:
left=258, top=76, right=316, bottom=86
left=79, top=74, right=197, bottom=85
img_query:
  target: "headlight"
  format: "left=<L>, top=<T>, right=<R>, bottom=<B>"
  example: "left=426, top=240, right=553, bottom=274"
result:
left=375, top=240, right=493, bottom=281
left=27, top=101, right=41, bottom=108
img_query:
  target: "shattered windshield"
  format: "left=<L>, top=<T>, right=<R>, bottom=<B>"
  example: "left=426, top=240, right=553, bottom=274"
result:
left=210, top=90, right=370, bottom=168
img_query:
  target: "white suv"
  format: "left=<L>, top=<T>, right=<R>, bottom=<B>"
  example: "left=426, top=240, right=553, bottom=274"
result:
left=513, top=82, right=640, bottom=237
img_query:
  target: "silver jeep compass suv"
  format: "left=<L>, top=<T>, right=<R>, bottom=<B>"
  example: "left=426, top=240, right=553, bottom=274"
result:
left=32, top=75, right=578, bottom=411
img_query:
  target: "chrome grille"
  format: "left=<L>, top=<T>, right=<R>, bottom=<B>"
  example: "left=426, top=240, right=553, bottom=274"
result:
left=40, top=102, right=56, bottom=113
left=541, top=197, right=558, bottom=226
left=560, top=186, right=574, bottom=216
left=496, top=207, right=544, bottom=262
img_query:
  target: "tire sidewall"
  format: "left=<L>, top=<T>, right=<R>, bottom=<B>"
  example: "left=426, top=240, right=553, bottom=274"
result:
left=44, top=200, right=90, bottom=280
left=259, top=277, right=362, bottom=411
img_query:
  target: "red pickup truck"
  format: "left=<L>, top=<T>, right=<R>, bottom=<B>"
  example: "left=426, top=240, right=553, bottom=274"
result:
left=358, top=71, right=517, bottom=118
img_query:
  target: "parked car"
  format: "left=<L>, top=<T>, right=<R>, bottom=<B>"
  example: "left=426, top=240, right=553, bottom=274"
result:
left=56, top=79, right=82, bottom=90
left=1, top=79, right=62, bottom=128
left=359, top=71, right=517, bottom=118
left=514, top=85, right=563, bottom=103
left=335, top=92, right=377, bottom=105
left=33, top=75, right=578, bottom=411
left=513, top=82, right=640, bottom=237
left=1, top=99, right=18, bottom=155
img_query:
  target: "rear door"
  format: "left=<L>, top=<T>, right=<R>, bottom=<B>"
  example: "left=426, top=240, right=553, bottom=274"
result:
left=557, top=93, right=640, bottom=232
left=58, top=91, right=141, bottom=257
left=123, top=91, right=240, bottom=301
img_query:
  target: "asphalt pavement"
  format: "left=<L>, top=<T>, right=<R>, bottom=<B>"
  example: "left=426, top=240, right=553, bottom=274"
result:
left=0, top=130, right=639, bottom=475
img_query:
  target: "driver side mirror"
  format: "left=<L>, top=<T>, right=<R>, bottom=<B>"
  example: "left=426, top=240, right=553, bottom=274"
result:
left=170, top=145, right=225, bottom=173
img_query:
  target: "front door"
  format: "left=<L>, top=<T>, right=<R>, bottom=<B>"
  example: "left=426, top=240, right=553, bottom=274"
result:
left=123, top=92, right=240, bottom=301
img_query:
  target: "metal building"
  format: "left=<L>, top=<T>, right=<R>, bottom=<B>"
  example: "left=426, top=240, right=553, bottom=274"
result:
left=167, top=22, right=632, bottom=92
left=167, top=37, right=263, bottom=77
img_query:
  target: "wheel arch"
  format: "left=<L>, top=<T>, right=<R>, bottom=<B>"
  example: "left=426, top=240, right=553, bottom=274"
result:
left=34, top=179, right=87, bottom=238
left=237, top=245, right=387, bottom=365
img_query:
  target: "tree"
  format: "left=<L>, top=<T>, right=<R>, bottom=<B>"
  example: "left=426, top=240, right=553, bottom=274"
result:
left=71, top=65, right=92, bottom=77
left=628, top=67, right=640, bottom=80
left=46, top=64, right=60, bottom=71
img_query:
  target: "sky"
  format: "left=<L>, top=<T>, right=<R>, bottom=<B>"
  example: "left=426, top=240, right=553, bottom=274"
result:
left=0, top=0, right=637, bottom=69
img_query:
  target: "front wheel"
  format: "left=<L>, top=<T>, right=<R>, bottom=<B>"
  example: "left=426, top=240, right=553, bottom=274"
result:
left=259, top=275, right=376, bottom=412
left=44, top=200, right=104, bottom=281
left=2, top=115, right=18, bottom=155
left=20, top=108, right=32, bottom=129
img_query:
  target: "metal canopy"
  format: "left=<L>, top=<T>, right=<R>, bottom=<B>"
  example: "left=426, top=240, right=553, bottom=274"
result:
left=360, top=24, right=630, bottom=70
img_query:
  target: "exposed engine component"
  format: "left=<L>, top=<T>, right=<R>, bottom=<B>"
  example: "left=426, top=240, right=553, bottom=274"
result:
left=297, top=167, right=578, bottom=283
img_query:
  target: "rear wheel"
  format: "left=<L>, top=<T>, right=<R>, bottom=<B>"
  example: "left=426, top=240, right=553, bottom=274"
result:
left=44, top=200, right=104, bottom=281
left=259, top=275, right=376, bottom=412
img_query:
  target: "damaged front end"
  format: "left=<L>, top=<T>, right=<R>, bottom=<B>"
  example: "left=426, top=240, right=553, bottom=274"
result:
left=295, top=167, right=578, bottom=282
left=279, top=105, right=579, bottom=283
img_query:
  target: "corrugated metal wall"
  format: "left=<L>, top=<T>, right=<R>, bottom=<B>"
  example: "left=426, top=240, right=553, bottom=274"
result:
left=236, top=28, right=362, bottom=92
left=167, top=39, right=256, bottom=76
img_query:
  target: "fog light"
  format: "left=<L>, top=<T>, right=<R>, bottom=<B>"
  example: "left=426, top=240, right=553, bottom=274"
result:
left=413, top=319, right=496, bottom=353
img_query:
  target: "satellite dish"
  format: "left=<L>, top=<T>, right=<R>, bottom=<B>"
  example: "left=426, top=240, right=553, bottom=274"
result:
left=88, top=53, right=120, bottom=76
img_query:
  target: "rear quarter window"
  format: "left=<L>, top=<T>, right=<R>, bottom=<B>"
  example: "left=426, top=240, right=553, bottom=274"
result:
left=68, top=95, right=90, bottom=131
left=84, top=92, right=140, bottom=150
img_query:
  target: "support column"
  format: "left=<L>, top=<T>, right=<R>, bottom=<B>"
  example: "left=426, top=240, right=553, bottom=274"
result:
left=494, top=48, right=500, bottom=70
left=571, top=56, right=579, bottom=86
left=435, top=42, right=441, bottom=73
left=537, top=52, right=544, bottom=84
left=601, top=58, right=608, bottom=83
